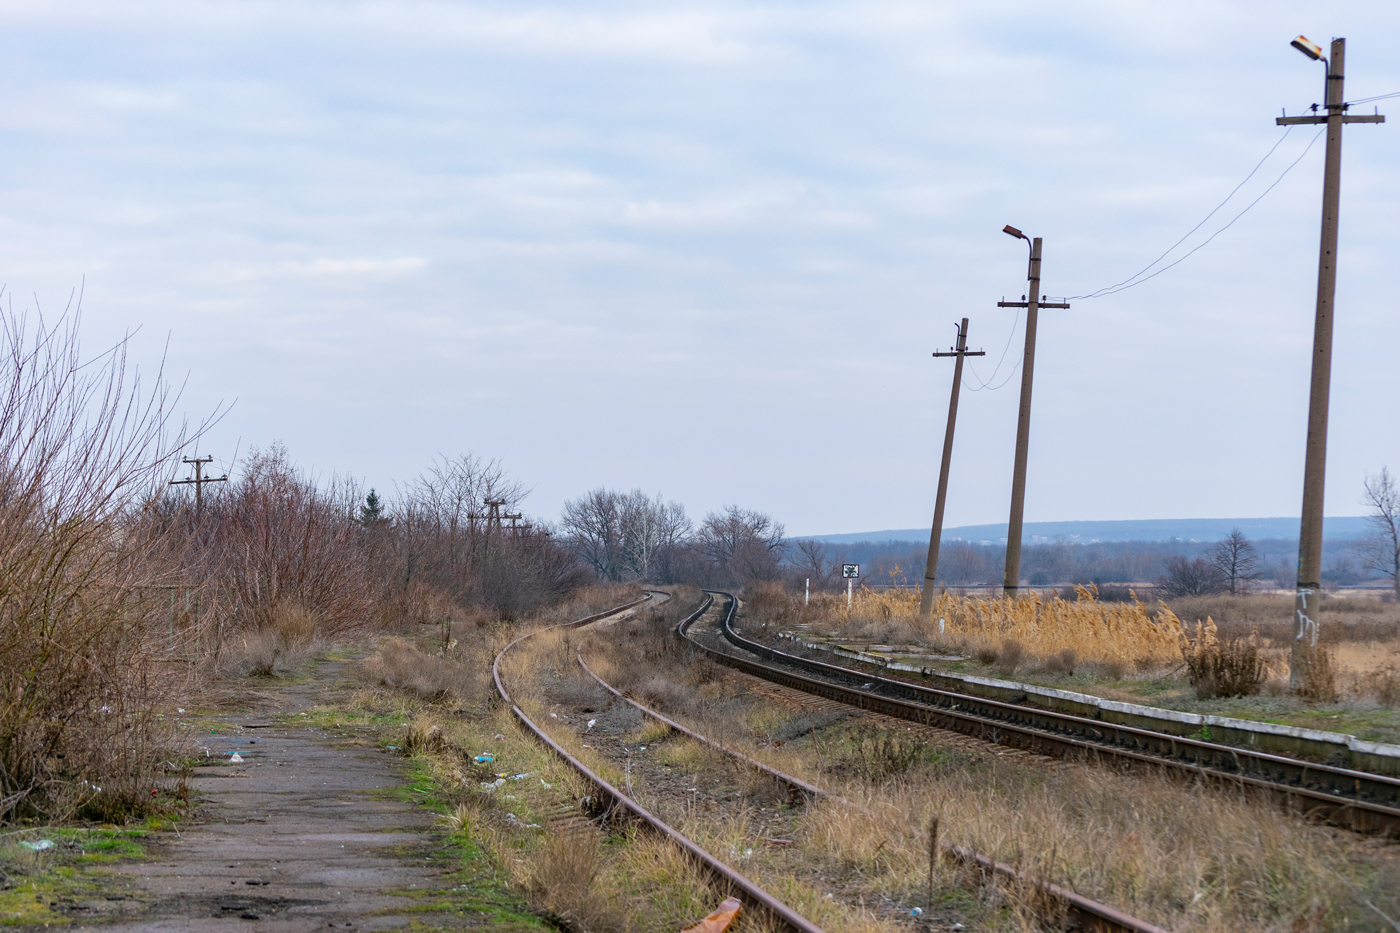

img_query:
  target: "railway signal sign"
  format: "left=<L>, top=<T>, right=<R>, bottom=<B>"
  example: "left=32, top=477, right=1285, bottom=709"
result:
left=842, top=564, right=859, bottom=608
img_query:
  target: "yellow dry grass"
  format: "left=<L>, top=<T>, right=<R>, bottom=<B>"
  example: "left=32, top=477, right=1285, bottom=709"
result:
left=795, top=587, right=1183, bottom=668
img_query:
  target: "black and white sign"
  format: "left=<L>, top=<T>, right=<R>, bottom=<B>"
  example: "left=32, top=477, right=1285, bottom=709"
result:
left=842, top=563, right=860, bottom=579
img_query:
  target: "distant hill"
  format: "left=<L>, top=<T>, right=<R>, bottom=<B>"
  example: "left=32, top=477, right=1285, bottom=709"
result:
left=804, top=516, right=1371, bottom=545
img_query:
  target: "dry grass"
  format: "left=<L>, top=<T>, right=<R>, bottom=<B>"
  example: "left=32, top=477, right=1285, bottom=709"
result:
left=357, top=636, right=487, bottom=702
left=581, top=595, right=1400, bottom=932
left=752, top=585, right=1183, bottom=670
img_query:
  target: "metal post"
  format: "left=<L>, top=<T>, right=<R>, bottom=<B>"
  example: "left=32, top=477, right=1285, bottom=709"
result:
left=1004, top=237, right=1042, bottom=597
left=805, top=578, right=809, bottom=606
left=921, top=319, right=985, bottom=616
left=847, top=576, right=853, bottom=609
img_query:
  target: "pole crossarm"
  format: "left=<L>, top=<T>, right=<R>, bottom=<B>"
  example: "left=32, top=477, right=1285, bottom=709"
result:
left=997, top=301, right=1071, bottom=309
left=1278, top=114, right=1385, bottom=125
left=931, top=350, right=986, bottom=358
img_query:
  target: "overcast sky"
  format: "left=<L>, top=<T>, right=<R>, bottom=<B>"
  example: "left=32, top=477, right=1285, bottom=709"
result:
left=3, top=1, right=1396, bottom=536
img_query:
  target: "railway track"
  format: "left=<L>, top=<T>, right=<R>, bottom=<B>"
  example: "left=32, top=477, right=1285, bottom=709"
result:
left=682, top=590, right=1400, bottom=838
left=575, top=591, right=1170, bottom=933
left=492, top=592, right=830, bottom=933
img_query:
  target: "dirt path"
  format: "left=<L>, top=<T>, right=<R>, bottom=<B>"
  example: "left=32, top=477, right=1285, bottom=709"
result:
left=72, top=660, right=481, bottom=932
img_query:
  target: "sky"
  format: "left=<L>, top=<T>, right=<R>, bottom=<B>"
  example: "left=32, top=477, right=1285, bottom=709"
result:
left=2, top=1, right=1397, bottom=537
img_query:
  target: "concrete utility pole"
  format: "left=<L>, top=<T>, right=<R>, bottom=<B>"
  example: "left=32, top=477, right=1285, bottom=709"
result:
left=169, top=455, right=228, bottom=520
left=997, top=228, right=1070, bottom=597
left=919, top=318, right=986, bottom=617
left=1278, top=36, right=1385, bottom=690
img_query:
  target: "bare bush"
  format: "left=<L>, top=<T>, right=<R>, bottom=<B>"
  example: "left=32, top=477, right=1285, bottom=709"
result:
left=1156, top=556, right=1225, bottom=598
left=1181, top=624, right=1266, bottom=699
left=0, top=308, right=206, bottom=822
left=358, top=637, right=486, bottom=702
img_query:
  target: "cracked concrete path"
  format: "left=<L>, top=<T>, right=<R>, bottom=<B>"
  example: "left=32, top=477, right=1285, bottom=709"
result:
left=73, top=662, right=480, bottom=932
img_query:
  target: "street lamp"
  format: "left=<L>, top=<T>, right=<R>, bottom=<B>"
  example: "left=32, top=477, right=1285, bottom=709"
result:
left=1290, top=35, right=1323, bottom=62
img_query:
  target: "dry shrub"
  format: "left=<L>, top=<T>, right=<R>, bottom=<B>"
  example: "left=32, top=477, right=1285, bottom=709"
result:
left=1361, top=664, right=1400, bottom=708
left=993, top=639, right=1025, bottom=676
left=201, top=443, right=373, bottom=639
left=836, top=730, right=924, bottom=783
left=358, top=637, right=485, bottom=702
left=1181, top=621, right=1266, bottom=699
left=0, top=310, right=205, bottom=823
left=1043, top=648, right=1076, bottom=676
left=1296, top=643, right=1339, bottom=703
left=523, top=826, right=625, bottom=931
left=743, top=579, right=795, bottom=625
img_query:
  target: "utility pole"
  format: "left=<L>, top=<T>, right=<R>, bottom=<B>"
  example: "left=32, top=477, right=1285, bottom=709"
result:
left=169, top=455, right=228, bottom=520
left=1278, top=36, right=1385, bottom=690
left=484, top=498, right=507, bottom=536
left=919, top=318, right=986, bottom=617
left=997, top=228, right=1070, bottom=597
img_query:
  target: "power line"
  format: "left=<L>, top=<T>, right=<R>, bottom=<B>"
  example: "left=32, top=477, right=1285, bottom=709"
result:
left=963, top=307, right=1021, bottom=391
left=1064, top=126, right=1325, bottom=300
left=1071, top=127, right=1293, bottom=300
left=1348, top=90, right=1400, bottom=105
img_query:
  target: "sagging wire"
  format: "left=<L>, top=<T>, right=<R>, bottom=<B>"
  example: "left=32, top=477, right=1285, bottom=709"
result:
left=963, top=307, right=1022, bottom=392
left=1059, top=126, right=1324, bottom=301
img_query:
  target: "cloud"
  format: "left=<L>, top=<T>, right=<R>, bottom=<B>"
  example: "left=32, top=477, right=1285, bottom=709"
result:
left=236, top=257, right=428, bottom=279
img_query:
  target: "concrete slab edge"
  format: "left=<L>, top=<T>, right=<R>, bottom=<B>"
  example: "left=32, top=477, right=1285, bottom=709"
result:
left=777, top=633, right=1400, bottom=773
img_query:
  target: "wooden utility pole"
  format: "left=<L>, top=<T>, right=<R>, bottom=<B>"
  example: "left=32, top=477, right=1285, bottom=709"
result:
left=997, top=229, right=1070, bottom=597
left=1277, top=36, right=1385, bottom=690
left=919, top=319, right=985, bottom=617
left=169, top=455, right=227, bottom=520
left=484, top=498, right=507, bottom=535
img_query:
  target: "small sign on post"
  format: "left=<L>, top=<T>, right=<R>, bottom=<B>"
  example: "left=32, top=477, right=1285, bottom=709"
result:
left=842, top=564, right=860, bottom=608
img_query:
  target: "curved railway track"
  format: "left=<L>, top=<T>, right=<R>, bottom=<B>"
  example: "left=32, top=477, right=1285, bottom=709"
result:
left=681, top=590, right=1400, bottom=838
left=492, top=592, right=829, bottom=933
left=578, top=591, right=1171, bottom=933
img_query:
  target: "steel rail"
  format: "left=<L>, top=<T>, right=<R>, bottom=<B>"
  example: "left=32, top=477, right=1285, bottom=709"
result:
left=681, top=591, right=1400, bottom=838
left=491, top=592, right=829, bottom=933
left=659, top=592, right=1172, bottom=933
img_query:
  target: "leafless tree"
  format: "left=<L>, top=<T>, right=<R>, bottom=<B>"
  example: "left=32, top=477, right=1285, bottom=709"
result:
left=1358, top=467, right=1400, bottom=601
left=1208, top=529, right=1261, bottom=595
left=790, top=539, right=843, bottom=591
left=1156, top=555, right=1225, bottom=598
left=561, top=488, right=625, bottom=580
left=561, top=488, right=691, bottom=582
left=696, top=505, right=785, bottom=584
left=618, top=490, right=690, bottom=581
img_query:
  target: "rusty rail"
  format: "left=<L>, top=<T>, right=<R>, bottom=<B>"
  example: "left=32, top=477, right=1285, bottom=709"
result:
left=491, top=592, right=830, bottom=933
left=687, top=590, right=1400, bottom=838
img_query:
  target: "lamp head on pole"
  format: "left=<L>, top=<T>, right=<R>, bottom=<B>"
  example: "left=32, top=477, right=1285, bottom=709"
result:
left=1290, top=35, right=1324, bottom=62
left=1002, top=224, right=1026, bottom=240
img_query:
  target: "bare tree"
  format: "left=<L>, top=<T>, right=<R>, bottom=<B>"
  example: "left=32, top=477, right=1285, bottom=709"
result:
left=1358, top=467, right=1400, bottom=601
left=697, top=505, right=785, bottom=584
left=1208, top=529, right=1261, bottom=595
left=1156, top=556, right=1225, bottom=598
left=790, top=538, right=843, bottom=591
left=618, top=490, right=690, bottom=581
left=561, top=488, right=625, bottom=580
